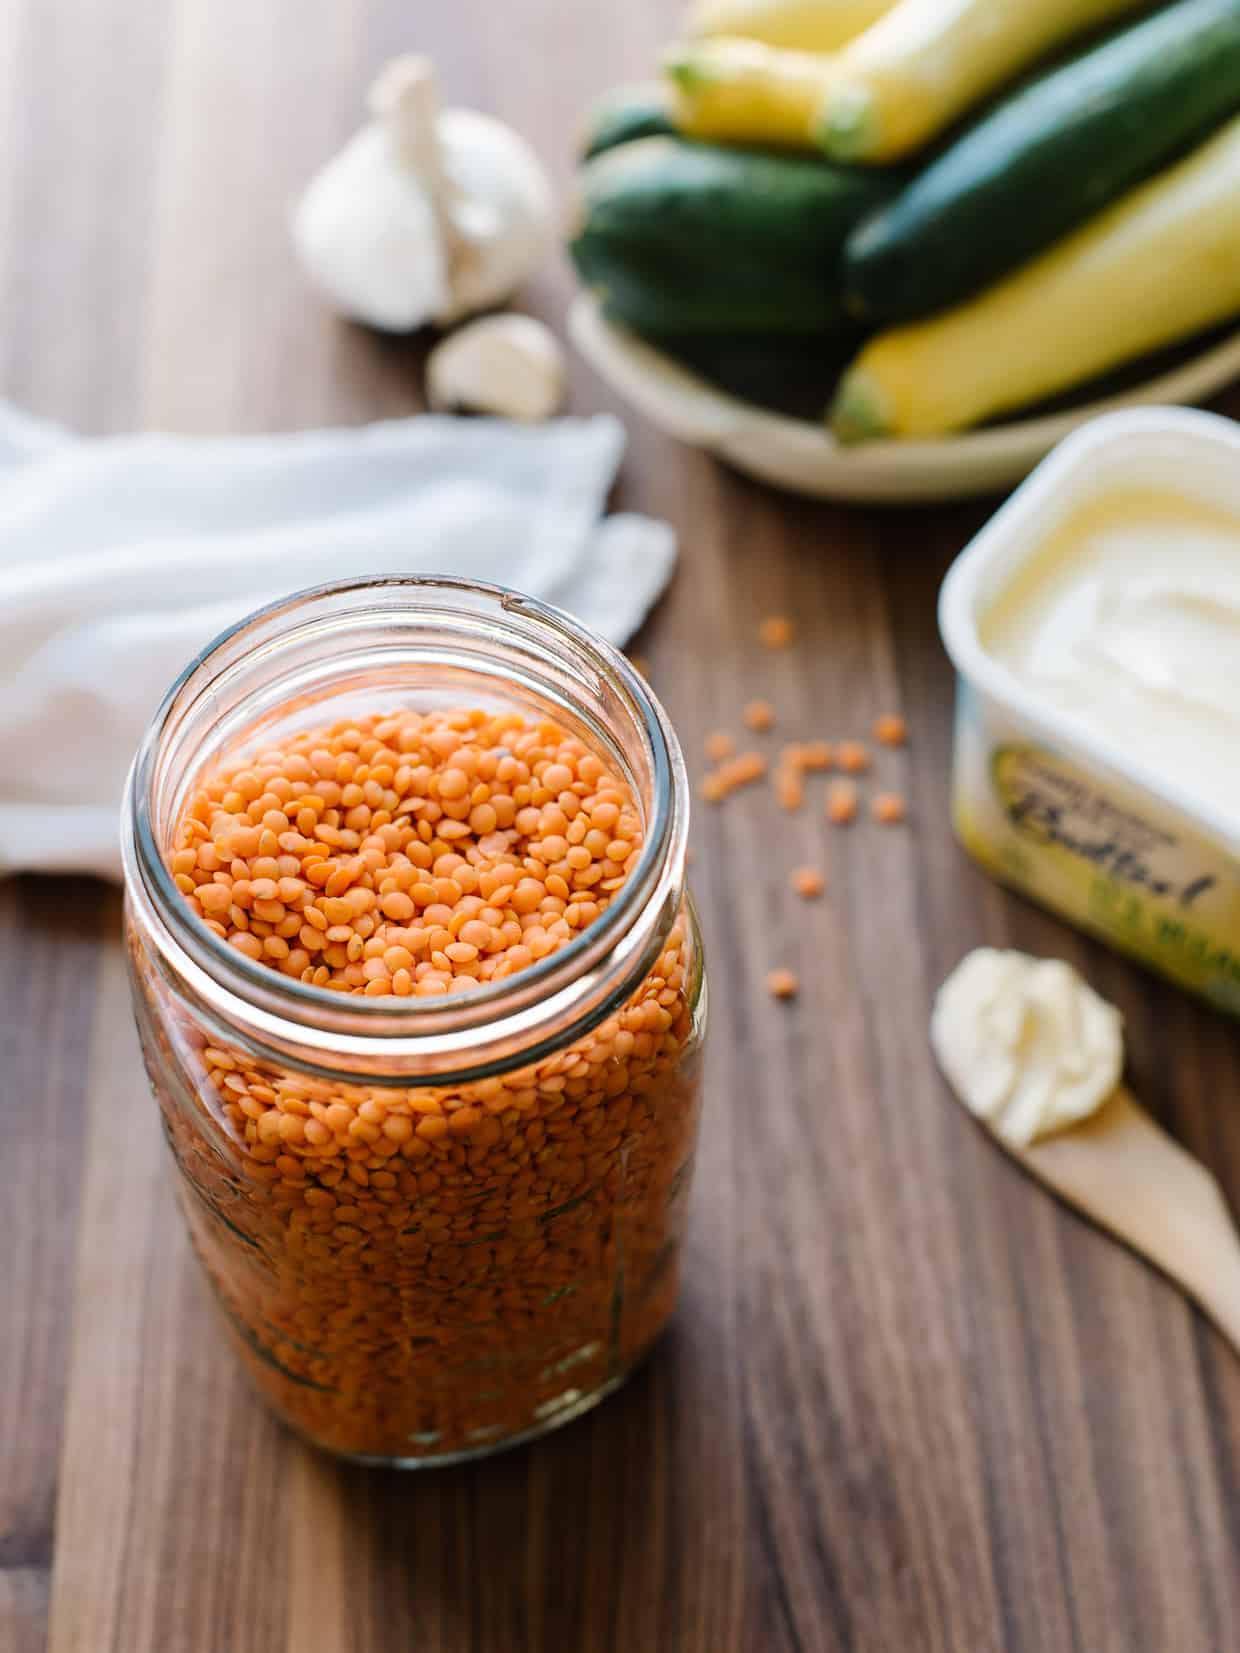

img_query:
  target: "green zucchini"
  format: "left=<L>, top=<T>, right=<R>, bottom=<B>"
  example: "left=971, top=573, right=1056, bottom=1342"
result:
left=644, top=330, right=861, bottom=418
left=571, top=135, right=901, bottom=336
left=581, top=82, right=677, bottom=159
left=844, top=0, right=1240, bottom=323
left=830, top=111, right=1240, bottom=440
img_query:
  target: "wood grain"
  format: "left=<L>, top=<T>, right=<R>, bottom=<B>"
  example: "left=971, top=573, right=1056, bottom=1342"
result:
left=0, top=0, right=1238, bottom=1650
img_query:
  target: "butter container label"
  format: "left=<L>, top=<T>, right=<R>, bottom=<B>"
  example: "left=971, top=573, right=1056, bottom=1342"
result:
left=952, top=683, right=1240, bottom=1016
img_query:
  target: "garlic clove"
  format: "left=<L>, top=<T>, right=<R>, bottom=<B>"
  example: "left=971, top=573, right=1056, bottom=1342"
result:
left=436, top=111, right=556, bottom=323
left=426, top=315, right=566, bottom=422
left=291, top=123, right=452, bottom=332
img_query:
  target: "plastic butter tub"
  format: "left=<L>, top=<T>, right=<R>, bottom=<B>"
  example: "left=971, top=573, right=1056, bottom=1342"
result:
left=939, top=407, right=1240, bottom=1016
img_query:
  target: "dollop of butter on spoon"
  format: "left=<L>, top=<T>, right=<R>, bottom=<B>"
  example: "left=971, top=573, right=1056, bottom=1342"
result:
left=931, top=949, right=1124, bottom=1147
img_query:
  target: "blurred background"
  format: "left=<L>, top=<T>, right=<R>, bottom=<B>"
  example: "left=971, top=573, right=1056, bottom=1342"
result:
left=4, top=4, right=1240, bottom=1653
left=1, top=0, right=651, bottom=431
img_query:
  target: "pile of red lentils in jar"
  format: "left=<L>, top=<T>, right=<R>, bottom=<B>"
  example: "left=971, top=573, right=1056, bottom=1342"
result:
left=161, top=705, right=702, bottom=1458
left=171, top=706, right=645, bottom=995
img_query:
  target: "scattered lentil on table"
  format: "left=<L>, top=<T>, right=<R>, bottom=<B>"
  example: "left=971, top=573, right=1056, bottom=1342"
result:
left=797, top=740, right=834, bottom=772
left=874, top=713, right=908, bottom=747
left=837, top=740, right=871, bottom=775
left=774, top=759, right=804, bottom=812
left=827, top=781, right=859, bottom=825
left=758, top=615, right=795, bottom=649
left=872, top=792, right=908, bottom=825
left=700, top=749, right=767, bottom=803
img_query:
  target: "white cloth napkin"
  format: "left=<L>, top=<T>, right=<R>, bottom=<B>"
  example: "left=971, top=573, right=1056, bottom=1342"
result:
left=0, top=406, right=675, bottom=881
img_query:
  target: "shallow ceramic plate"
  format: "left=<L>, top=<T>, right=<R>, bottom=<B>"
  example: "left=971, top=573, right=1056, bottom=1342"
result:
left=570, top=295, right=1240, bottom=503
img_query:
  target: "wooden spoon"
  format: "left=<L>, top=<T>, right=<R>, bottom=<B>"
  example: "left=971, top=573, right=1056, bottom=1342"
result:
left=998, top=1085, right=1240, bottom=1353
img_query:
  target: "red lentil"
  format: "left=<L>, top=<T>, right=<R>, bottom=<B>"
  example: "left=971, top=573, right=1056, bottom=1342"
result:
left=701, top=750, right=767, bottom=803
left=827, top=781, right=859, bottom=825
left=797, top=740, right=834, bottom=772
left=872, top=792, right=907, bottom=825
left=838, top=741, right=871, bottom=775
left=792, top=867, right=825, bottom=899
left=874, top=714, right=908, bottom=747
left=774, top=764, right=804, bottom=812
left=758, top=615, right=794, bottom=649
left=743, top=700, right=775, bottom=732
left=766, top=968, right=799, bottom=999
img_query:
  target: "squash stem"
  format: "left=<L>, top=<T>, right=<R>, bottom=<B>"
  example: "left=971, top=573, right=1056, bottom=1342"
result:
left=829, top=370, right=889, bottom=442
left=818, top=81, right=876, bottom=160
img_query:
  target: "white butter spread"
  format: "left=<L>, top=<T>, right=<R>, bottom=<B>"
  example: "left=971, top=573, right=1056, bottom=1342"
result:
left=931, top=949, right=1124, bottom=1146
left=980, top=490, right=1240, bottom=821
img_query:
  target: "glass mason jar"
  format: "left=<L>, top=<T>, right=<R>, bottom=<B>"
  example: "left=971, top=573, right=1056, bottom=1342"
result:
left=121, top=577, right=706, bottom=1467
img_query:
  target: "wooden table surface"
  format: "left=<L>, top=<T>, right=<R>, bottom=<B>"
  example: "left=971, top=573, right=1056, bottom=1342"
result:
left=3, top=2, right=1239, bottom=1650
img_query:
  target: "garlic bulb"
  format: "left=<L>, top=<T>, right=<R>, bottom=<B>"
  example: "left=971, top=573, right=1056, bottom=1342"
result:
left=292, top=56, right=555, bottom=332
left=427, top=315, right=566, bottom=422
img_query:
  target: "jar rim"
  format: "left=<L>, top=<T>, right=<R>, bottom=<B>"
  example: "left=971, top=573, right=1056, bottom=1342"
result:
left=121, top=575, right=689, bottom=1082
